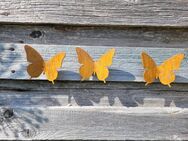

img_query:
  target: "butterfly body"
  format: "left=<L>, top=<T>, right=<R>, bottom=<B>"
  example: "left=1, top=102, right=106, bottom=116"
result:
left=24, top=45, right=66, bottom=84
left=76, top=47, right=115, bottom=83
left=141, top=52, right=184, bottom=87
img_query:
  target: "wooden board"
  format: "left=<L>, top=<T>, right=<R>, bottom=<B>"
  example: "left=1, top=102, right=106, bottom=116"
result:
left=0, top=80, right=187, bottom=140
left=0, top=80, right=188, bottom=108
left=0, top=80, right=187, bottom=139
left=0, top=0, right=188, bottom=140
left=1, top=25, right=188, bottom=48
left=1, top=43, right=188, bottom=84
left=0, top=107, right=187, bottom=140
left=0, top=0, right=188, bottom=26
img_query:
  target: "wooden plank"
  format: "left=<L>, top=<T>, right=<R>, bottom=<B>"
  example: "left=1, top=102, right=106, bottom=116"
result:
left=1, top=25, right=188, bottom=48
left=0, top=107, right=187, bottom=140
left=0, top=0, right=188, bottom=26
left=0, top=80, right=188, bottom=108
left=1, top=43, right=188, bottom=83
left=0, top=80, right=187, bottom=140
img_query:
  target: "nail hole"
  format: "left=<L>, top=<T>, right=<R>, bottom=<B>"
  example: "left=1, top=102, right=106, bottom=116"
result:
left=11, top=70, right=15, bottom=73
left=18, top=40, right=24, bottom=43
left=3, top=109, right=14, bottom=119
left=29, top=31, right=42, bottom=38
left=9, top=48, right=15, bottom=51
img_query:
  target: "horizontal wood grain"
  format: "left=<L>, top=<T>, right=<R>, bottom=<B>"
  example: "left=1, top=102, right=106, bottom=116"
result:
left=0, top=80, right=188, bottom=108
left=1, top=25, right=188, bottom=48
left=0, top=0, right=188, bottom=139
left=0, top=107, right=186, bottom=140
left=0, top=0, right=188, bottom=26
left=1, top=80, right=187, bottom=140
left=1, top=43, right=188, bottom=84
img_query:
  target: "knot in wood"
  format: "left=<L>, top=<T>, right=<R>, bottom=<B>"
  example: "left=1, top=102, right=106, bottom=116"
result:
left=30, top=31, right=43, bottom=38
left=3, top=108, right=14, bottom=119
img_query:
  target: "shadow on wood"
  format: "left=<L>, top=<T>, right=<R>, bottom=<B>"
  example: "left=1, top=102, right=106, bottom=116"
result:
left=57, top=69, right=136, bottom=82
left=0, top=80, right=187, bottom=108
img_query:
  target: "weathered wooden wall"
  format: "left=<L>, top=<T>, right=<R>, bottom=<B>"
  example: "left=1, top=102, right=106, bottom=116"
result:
left=0, top=0, right=188, bottom=140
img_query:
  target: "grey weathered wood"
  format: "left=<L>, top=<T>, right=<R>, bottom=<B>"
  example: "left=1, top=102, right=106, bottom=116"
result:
left=0, top=0, right=188, bottom=26
left=0, top=107, right=186, bottom=140
left=0, top=80, right=188, bottom=108
left=1, top=43, right=188, bottom=83
left=0, top=1, right=187, bottom=139
left=1, top=25, right=188, bottom=48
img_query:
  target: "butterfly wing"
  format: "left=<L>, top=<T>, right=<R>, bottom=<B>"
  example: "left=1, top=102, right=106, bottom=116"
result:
left=76, top=47, right=94, bottom=80
left=24, top=45, right=44, bottom=78
left=94, top=62, right=109, bottom=83
left=158, top=53, right=184, bottom=87
left=95, top=48, right=115, bottom=83
left=44, top=52, right=66, bottom=84
left=141, top=52, right=158, bottom=85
